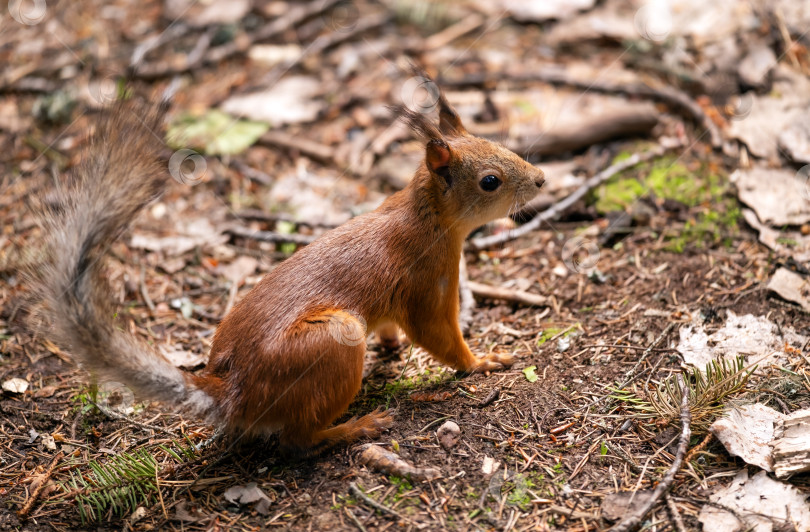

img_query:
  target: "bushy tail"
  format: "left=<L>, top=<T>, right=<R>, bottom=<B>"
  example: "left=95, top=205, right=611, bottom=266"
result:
left=29, top=100, right=217, bottom=420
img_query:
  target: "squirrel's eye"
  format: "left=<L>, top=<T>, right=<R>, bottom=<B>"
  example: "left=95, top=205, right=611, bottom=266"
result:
left=479, top=175, right=501, bottom=192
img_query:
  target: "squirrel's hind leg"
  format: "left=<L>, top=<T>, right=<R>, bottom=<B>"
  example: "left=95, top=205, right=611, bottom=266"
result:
left=277, top=309, right=392, bottom=453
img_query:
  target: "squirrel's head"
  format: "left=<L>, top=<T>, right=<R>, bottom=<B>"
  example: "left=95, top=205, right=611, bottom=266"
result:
left=393, top=74, right=544, bottom=233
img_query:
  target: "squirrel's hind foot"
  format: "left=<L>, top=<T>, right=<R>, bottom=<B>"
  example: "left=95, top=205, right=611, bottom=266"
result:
left=280, top=407, right=394, bottom=456
left=468, top=352, right=515, bottom=374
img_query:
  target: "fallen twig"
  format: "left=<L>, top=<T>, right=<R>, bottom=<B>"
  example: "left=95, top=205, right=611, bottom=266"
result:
left=349, top=482, right=408, bottom=523
left=18, top=452, right=64, bottom=520
left=665, top=493, right=687, bottom=532
left=509, top=104, right=659, bottom=157
left=130, top=23, right=192, bottom=67
left=619, top=322, right=677, bottom=389
left=345, top=507, right=368, bottom=532
left=258, top=131, right=336, bottom=165
left=684, top=432, right=713, bottom=464
left=458, top=257, right=475, bottom=335
left=89, top=400, right=178, bottom=437
left=469, top=144, right=675, bottom=250
left=132, top=0, right=343, bottom=78
left=226, top=225, right=317, bottom=245
left=544, top=504, right=598, bottom=521
left=476, top=387, right=500, bottom=408
left=467, top=280, right=547, bottom=307
left=611, top=374, right=691, bottom=532
left=444, top=69, right=722, bottom=148
left=422, top=13, right=485, bottom=51
left=305, top=13, right=392, bottom=57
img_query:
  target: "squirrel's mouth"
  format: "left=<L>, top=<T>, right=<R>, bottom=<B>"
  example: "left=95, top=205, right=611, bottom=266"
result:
left=519, top=186, right=541, bottom=208
left=507, top=190, right=537, bottom=217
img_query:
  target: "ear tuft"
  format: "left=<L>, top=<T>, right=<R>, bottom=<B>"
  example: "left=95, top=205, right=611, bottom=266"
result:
left=406, top=63, right=468, bottom=137
left=437, top=95, right=467, bottom=137
left=388, top=104, right=443, bottom=142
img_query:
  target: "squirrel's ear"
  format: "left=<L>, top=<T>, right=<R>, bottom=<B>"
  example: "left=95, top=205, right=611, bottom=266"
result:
left=438, top=96, right=468, bottom=137
left=426, top=138, right=452, bottom=185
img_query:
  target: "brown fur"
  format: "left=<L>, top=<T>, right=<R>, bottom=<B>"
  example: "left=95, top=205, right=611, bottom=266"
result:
left=31, top=76, right=545, bottom=453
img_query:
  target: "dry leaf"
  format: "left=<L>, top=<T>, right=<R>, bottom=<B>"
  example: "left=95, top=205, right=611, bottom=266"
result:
left=710, top=403, right=783, bottom=472
left=223, top=482, right=273, bottom=515
left=221, top=76, right=323, bottom=125
left=699, top=470, right=810, bottom=532
left=2, top=378, right=29, bottom=394
left=768, top=268, right=810, bottom=312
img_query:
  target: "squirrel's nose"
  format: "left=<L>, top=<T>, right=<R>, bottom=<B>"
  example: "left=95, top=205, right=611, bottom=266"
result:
left=534, top=170, right=545, bottom=188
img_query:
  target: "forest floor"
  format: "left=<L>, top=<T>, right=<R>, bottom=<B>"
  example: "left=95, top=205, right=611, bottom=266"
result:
left=1, top=0, right=809, bottom=530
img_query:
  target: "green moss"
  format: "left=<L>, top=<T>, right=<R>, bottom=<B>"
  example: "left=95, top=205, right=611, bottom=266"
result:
left=611, top=151, right=634, bottom=164
left=666, top=204, right=740, bottom=252
left=595, top=177, right=646, bottom=212
left=383, top=476, right=420, bottom=513
left=166, top=110, right=269, bottom=155
left=389, top=475, right=413, bottom=496
left=593, top=156, right=740, bottom=252
left=777, top=237, right=800, bottom=247
left=503, top=472, right=550, bottom=510
left=330, top=495, right=357, bottom=510
left=362, top=368, right=454, bottom=409
left=504, top=474, right=535, bottom=510
left=595, top=158, right=725, bottom=211
left=536, top=324, right=579, bottom=346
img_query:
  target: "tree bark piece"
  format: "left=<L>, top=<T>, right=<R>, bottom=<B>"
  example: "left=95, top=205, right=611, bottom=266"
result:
left=444, top=68, right=722, bottom=148
left=772, top=409, right=810, bottom=478
left=356, top=444, right=441, bottom=482
left=509, top=104, right=659, bottom=157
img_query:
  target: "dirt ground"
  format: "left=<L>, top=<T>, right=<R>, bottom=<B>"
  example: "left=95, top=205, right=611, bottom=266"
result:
left=2, top=0, right=810, bottom=531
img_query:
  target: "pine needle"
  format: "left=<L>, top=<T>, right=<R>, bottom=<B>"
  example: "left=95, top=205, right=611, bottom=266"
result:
left=611, top=355, right=753, bottom=435
left=57, top=438, right=197, bottom=523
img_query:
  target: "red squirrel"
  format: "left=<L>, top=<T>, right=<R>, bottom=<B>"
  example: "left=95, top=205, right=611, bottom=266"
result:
left=31, top=75, right=545, bottom=453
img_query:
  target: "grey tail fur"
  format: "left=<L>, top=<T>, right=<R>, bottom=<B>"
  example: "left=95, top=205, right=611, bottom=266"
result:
left=29, top=100, right=218, bottom=420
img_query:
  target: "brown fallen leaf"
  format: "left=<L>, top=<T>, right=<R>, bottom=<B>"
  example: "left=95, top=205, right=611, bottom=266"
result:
left=217, top=256, right=259, bottom=285
left=768, top=268, right=810, bottom=312
left=409, top=391, right=452, bottom=402
left=601, top=490, right=656, bottom=523
left=223, top=482, right=273, bottom=515
left=34, top=385, right=57, bottom=398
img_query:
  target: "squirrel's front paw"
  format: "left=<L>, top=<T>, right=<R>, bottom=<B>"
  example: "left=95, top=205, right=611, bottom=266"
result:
left=469, top=353, right=514, bottom=373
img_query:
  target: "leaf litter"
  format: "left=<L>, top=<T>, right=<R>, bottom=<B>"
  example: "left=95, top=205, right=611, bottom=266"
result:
left=2, top=0, right=810, bottom=529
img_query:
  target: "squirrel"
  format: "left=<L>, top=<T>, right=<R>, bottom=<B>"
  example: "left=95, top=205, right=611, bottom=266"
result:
left=30, top=74, right=545, bottom=453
